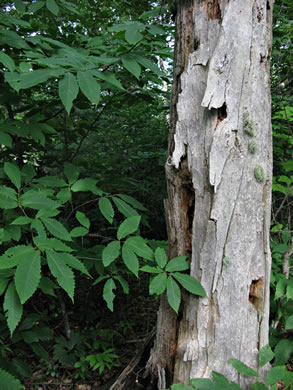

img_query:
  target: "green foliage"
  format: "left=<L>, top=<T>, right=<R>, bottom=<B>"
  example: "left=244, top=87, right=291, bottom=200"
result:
left=164, top=345, right=293, bottom=390
left=0, top=368, right=24, bottom=390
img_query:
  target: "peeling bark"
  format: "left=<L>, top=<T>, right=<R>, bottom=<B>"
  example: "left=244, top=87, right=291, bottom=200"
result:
left=148, top=0, right=273, bottom=388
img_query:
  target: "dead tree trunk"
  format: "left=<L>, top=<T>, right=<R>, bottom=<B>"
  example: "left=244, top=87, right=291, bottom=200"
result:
left=147, top=0, right=273, bottom=388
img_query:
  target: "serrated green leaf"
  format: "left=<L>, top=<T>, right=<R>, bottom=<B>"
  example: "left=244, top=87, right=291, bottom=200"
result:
left=274, top=339, right=293, bottom=365
left=37, top=176, right=67, bottom=187
left=20, top=190, right=61, bottom=210
left=77, top=71, right=101, bottom=105
left=46, top=249, right=75, bottom=301
left=64, top=163, right=79, bottom=184
left=140, top=265, right=162, bottom=274
left=11, top=216, right=32, bottom=225
left=4, top=282, right=23, bottom=336
left=121, top=55, right=141, bottom=79
left=149, top=272, right=167, bottom=295
left=0, top=245, right=35, bottom=269
left=103, top=278, right=116, bottom=311
left=71, top=178, right=101, bottom=194
left=229, top=358, right=259, bottom=377
left=122, top=242, right=139, bottom=277
left=167, top=277, right=181, bottom=314
left=0, top=367, right=24, bottom=390
left=114, top=275, right=129, bottom=294
left=28, top=1, right=45, bottom=13
left=116, top=194, right=147, bottom=211
left=172, top=273, right=206, bottom=297
left=14, top=0, right=26, bottom=12
left=61, top=253, right=91, bottom=277
left=41, top=217, right=72, bottom=241
left=58, top=73, right=79, bottom=114
left=285, top=315, right=293, bottom=330
left=0, top=186, right=18, bottom=209
left=70, top=226, right=88, bottom=237
left=190, top=378, right=217, bottom=389
left=99, top=197, right=114, bottom=224
left=102, top=241, right=120, bottom=267
left=0, top=131, right=13, bottom=147
left=31, top=219, right=46, bottom=240
left=18, top=69, right=53, bottom=90
left=154, top=247, right=167, bottom=268
left=90, top=70, right=125, bottom=91
left=76, top=211, right=90, bottom=229
left=0, top=52, right=15, bottom=71
left=38, top=276, right=57, bottom=296
left=46, top=0, right=59, bottom=15
left=165, top=256, right=189, bottom=272
left=15, top=250, right=41, bottom=304
left=36, top=209, right=60, bottom=218
left=4, top=162, right=21, bottom=190
left=117, top=216, right=141, bottom=240
left=266, top=366, right=288, bottom=385
left=34, top=237, right=73, bottom=252
left=125, top=236, right=153, bottom=260
left=137, top=56, right=164, bottom=76
left=112, top=196, right=138, bottom=218
left=125, top=23, right=143, bottom=44
left=275, top=278, right=286, bottom=299
left=0, top=278, right=9, bottom=296
left=259, top=344, right=274, bottom=367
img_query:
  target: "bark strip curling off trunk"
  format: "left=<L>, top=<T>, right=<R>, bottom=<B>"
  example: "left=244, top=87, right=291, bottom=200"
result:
left=147, top=0, right=273, bottom=389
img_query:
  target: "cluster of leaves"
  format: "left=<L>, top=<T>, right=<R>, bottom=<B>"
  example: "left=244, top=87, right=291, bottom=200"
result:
left=165, top=344, right=293, bottom=390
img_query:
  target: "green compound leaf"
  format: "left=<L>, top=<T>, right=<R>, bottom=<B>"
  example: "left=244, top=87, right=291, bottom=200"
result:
left=4, top=282, right=23, bottom=336
left=58, top=73, right=79, bottom=114
left=122, top=242, right=139, bottom=277
left=121, top=55, right=141, bottom=79
left=0, top=368, right=25, bottom=390
left=117, top=216, right=141, bottom=240
left=114, top=275, right=129, bottom=294
left=71, top=178, right=101, bottom=195
left=229, top=358, right=259, bottom=377
left=18, top=69, right=53, bottom=90
left=274, top=339, right=293, bottom=365
left=61, top=252, right=91, bottom=277
left=46, top=249, right=75, bottom=301
left=46, top=0, right=59, bottom=15
left=259, top=344, right=274, bottom=367
left=125, top=23, right=144, bottom=44
left=112, top=196, right=138, bottom=218
left=15, top=250, right=41, bottom=304
left=116, top=194, right=147, bottom=211
left=165, top=256, right=189, bottom=272
left=149, top=272, right=167, bottom=295
left=70, top=226, right=88, bottom=237
left=103, top=278, right=116, bottom=311
left=0, top=245, right=35, bottom=269
left=75, top=211, right=90, bottom=229
left=37, top=176, right=67, bottom=187
left=0, top=186, right=18, bottom=209
left=172, top=273, right=206, bottom=297
left=140, top=265, right=162, bottom=274
left=102, top=241, right=121, bottom=267
left=41, top=217, right=72, bottom=241
left=167, top=276, right=181, bottom=314
left=99, top=197, right=114, bottom=224
left=266, top=366, right=291, bottom=386
left=124, top=236, right=153, bottom=260
left=0, top=52, right=15, bottom=71
left=154, top=247, right=167, bottom=268
left=20, top=190, right=61, bottom=210
left=64, top=163, right=79, bottom=184
left=11, top=216, right=33, bottom=225
left=77, top=70, right=101, bottom=105
left=4, top=162, right=21, bottom=190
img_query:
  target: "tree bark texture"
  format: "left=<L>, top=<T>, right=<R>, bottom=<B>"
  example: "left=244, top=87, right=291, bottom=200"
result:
left=148, top=0, right=273, bottom=388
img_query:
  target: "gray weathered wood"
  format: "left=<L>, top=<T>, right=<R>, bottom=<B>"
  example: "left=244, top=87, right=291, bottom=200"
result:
left=147, top=0, right=273, bottom=388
